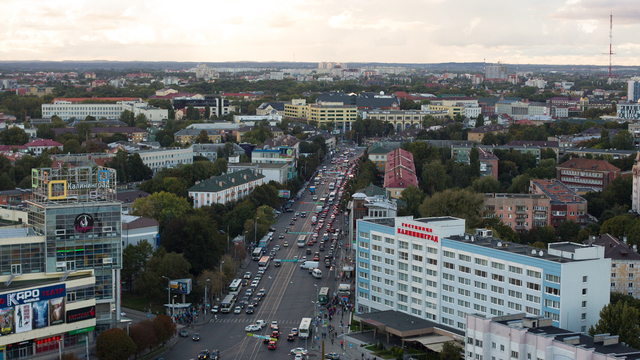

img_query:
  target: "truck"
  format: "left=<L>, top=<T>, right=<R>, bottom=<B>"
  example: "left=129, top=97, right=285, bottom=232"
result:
left=310, top=186, right=316, bottom=194
left=300, top=261, right=319, bottom=269
left=316, top=205, right=323, bottom=212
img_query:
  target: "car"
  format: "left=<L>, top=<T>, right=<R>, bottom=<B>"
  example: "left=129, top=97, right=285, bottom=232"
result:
left=244, top=271, right=252, bottom=279
left=251, top=280, right=259, bottom=287
left=293, top=217, right=297, bottom=221
left=268, top=341, right=277, bottom=350
left=211, top=305, right=219, bottom=314
left=290, top=348, right=309, bottom=355
left=234, top=306, right=242, bottom=314
left=211, top=350, right=220, bottom=360
left=285, top=227, right=290, bottom=233
left=271, top=330, right=280, bottom=338
left=197, top=350, right=210, bottom=360
left=313, top=255, right=319, bottom=261
left=180, top=329, right=188, bottom=337
left=270, top=227, right=277, bottom=232
left=271, top=320, right=279, bottom=329
left=295, top=355, right=303, bottom=360
left=295, top=211, right=300, bottom=216
left=287, top=333, right=295, bottom=341
left=257, top=288, right=266, bottom=296
left=246, top=305, right=254, bottom=314
left=290, top=221, right=294, bottom=226
left=291, top=328, right=298, bottom=336
left=251, top=297, right=260, bottom=306
left=192, top=333, right=200, bottom=341
left=301, top=213, right=306, bottom=218
left=245, top=324, right=262, bottom=332
left=301, top=256, right=307, bottom=261
left=325, top=261, right=331, bottom=268
left=325, top=353, right=340, bottom=359
left=245, top=289, right=253, bottom=297
left=255, top=273, right=263, bottom=280
left=256, top=319, right=267, bottom=327
left=274, top=245, right=280, bottom=251
left=283, top=241, right=289, bottom=247
left=257, top=268, right=265, bottom=275
left=293, top=255, right=298, bottom=261
left=241, top=279, right=248, bottom=287
left=279, top=233, right=285, bottom=239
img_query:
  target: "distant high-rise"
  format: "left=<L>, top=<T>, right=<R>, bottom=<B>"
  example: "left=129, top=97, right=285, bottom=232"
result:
left=628, top=80, right=640, bottom=102
left=485, top=63, right=507, bottom=80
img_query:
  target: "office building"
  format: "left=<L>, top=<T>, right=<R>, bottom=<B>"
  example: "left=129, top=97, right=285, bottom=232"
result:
left=617, top=102, right=640, bottom=120
left=466, top=313, right=640, bottom=360
left=355, top=216, right=610, bottom=333
left=629, top=80, right=640, bottom=102
left=133, top=147, right=194, bottom=174
left=485, top=64, right=507, bottom=80
left=42, top=99, right=168, bottom=122
left=307, top=103, right=358, bottom=131
left=171, top=95, right=233, bottom=118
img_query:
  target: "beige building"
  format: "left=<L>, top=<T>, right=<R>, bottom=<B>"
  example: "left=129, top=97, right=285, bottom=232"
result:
left=367, top=145, right=392, bottom=171
left=283, top=99, right=308, bottom=119
left=188, top=169, right=266, bottom=207
left=586, top=234, right=640, bottom=298
left=307, top=102, right=358, bottom=130
left=174, top=128, right=222, bottom=145
left=364, top=109, right=447, bottom=132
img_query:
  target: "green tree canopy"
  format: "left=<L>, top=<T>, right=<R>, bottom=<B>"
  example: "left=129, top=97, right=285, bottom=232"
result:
left=96, top=328, right=137, bottom=360
left=419, top=189, right=485, bottom=228
left=589, top=301, right=640, bottom=349
left=130, top=191, right=191, bottom=227
left=399, top=186, right=425, bottom=218
left=0, top=127, right=29, bottom=145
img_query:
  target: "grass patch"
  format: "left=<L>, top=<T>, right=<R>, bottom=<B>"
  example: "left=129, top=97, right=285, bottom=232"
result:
left=121, top=292, right=166, bottom=314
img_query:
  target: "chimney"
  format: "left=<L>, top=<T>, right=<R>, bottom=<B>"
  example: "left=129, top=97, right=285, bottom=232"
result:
left=593, top=333, right=610, bottom=343
left=563, top=336, right=580, bottom=345
left=232, top=178, right=235, bottom=183
left=219, top=181, right=223, bottom=187
left=603, top=335, right=619, bottom=346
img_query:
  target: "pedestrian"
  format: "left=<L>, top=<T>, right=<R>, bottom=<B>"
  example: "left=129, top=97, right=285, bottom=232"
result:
left=331, top=338, right=334, bottom=345
left=340, top=340, right=343, bottom=349
left=362, top=354, right=364, bottom=360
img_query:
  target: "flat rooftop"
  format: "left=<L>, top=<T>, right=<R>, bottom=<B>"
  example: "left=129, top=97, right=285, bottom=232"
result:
left=357, top=310, right=464, bottom=337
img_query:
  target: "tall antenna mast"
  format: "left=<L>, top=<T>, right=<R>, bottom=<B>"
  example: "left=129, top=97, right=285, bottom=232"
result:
left=605, top=13, right=615, bottom=80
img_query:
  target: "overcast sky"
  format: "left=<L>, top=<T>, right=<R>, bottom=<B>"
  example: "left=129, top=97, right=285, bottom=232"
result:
left=0, top=0, right=638, bottom=66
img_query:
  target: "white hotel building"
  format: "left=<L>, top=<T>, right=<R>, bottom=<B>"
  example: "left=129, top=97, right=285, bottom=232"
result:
left=355, top=216, right=610, bottom=333
left=42, top=99, right=168, bottom=122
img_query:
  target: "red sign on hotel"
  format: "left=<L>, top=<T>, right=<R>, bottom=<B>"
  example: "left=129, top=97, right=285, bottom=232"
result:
left=398, top=223, right=438, bottom=242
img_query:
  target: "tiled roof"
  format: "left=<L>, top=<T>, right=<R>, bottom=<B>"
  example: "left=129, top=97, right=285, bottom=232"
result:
left=122, top=215, right=159, bottom=230
left=187, top=169, right=265, bottom=193
left=585, top=234, right=640, bottom=261
left=384, top=148, right=418, bottom=188
left=255, top=135, right=299, bottom=149
left=117, top=190, right=150, bottom=204
left=478, top=148, right=498, bottom=160
left=91, top=127, right=147, bottom=134
left=468, top=124, right=507, bottom=134
left=557, top=158, right=620, bottom=172
left=26, top=139, right=63, bottom=147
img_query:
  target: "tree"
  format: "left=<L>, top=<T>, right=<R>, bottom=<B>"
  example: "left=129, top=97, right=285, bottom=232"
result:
left=600, top=215, right=634, bottom=240
left=469, top=146, right=480, bottom=179
left=129, top=320, right=157, bottom=358
left=120, top=109, right=135, bottom=127
left=472, top=176, right=501, bottom=193
left=399, top=186, right=425, bottom=218
left=589, top=301, right=640, bottom=349
left=122, top=241, right=154, bottom=292
left=612, top=130, right=634, bottom=150
left=419, top=189, right=485, bottom=228
left=421, top=161, right=448, bottom=195
left=475, top=114, right=484, bottom=128
left=131, top=191, right=191, bottom=227
left=96, top=328, right=137, bottom=360
left=558, top=220, right=581, bottom=242
left=135, top=113, right=148, bottom=129
left=134, top=249, right=191, bottom=297
left=0, top=127, right=29, bottom=145
left=195, top=130, right=212, bottom=144
left=55, top=353, right=81, bottom=360
left=440, top=341, right=462, bottom=360
left=153, top=314, right=176, bottom=345
left=204, top=105, right=211, bottom=120
left=507, top=174, right=531, bottom=194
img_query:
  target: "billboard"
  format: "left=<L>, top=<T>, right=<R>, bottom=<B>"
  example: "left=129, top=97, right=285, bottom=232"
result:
left=0, top=307, right=14, bottom=335
left=49, top=297, right=65, bottom=326
left=278, top=190, right=291, bottom=199
left=66, top=306, right=95, bottom=324
left=15, top=304, right=32, bottom=333
left=32, top=300, right=49, bottom=329
left=0, top=284, right=65, bottom=307
left=0, top=284, right=66, bottom=336
left=170, top=279, right=192, bottom=295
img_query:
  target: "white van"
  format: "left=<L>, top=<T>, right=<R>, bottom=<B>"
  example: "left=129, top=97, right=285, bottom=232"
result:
left=312, top=269, right=322, bottom=278
left=300, top=261, right=319, bottom=269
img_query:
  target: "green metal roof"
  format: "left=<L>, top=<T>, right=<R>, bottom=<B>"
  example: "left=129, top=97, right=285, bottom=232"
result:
left=188, top=169, right=265, bottom=193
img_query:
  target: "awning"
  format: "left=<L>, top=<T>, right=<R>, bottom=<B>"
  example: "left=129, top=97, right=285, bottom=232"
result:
left=405, top=335, right=459, bottom=353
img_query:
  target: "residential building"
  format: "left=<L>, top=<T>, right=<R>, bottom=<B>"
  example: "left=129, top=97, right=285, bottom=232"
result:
left=629, top=80, right=640, bottom=102
left=306, top=130, right=337, bottom=151
left=478, top=148, right=498, bottom=179
left=556, top=158, right=620, bottom=192
left=191, top=143, right=245, bottom=162
left=478, top=98, right=501, bottom=117
left=466, top=313, right=636, bottom=360
left=187, top=122, right=240, bottom=140
left=368, top=145, right=392, bottom=171
left=174, top=128, right=222, bottom=145
left=251, top=135, right=300, bottom=181
left=427, top=104, right=465, bottom=119
left=116, top=190, right=149, bottom=214
left=633, top=153, right=640, bottom=214
left=484, top=193, right=551, bottom=232
left=355, top=216, right=610, bottom=333
left=188, top=169, right=265, bottom=208
left=585, top=234, right=640, bottom=299
left=25, top=139, right=63, bottom=155
left=467, top=124, right=508, bottom=142
left=347, top=189, right=398, bottom=253
left=307, top=103, right=358, bottom=131
left=0, top=167, right=122, bottom=358
left=529, top=179, right=589, bottom=228
left=383, top=148, right=418, bottom=199
left=283, top=99, right=309, bottom=119
left=0, top=188, right=32, bottom=206
left=525, top=77, right=547, bottom=89
left=121, top=215, right=160, bottom=249
left=133, top=147, right=194, bottom=174
left=236, top=125, right=284, bottom=142
left=42, top=99, right=167, bottom=122
left=617, top=102, right=640, bottom=120
left=91, top=127, right=148, bottom=143
left=227, top=162, right=289, bottom=184
left=485, top=63, right=507, bottom=80
left=256, top=102, right=287, bottom=116
left=171, top=95, right=233, bottom=118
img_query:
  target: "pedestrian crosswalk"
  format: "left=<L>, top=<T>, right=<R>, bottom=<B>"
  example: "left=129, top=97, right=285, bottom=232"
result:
left=214, top=318, right=300, bottom=325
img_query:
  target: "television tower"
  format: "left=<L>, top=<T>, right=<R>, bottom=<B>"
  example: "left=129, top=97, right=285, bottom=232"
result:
left=604, top=13, right=615, bottom=80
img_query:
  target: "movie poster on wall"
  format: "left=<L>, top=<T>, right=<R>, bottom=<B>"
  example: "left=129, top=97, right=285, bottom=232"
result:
left=0, top=307, right=14, bottom=335
left=14, top=303, right=32, bottom=333
left=49, top=298, right=64, bottom=326
left=32, top=300, right=49, bottom=329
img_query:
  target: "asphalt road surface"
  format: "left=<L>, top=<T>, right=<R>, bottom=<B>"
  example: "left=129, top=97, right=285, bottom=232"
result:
left=162, top=145, right=363, bottom=360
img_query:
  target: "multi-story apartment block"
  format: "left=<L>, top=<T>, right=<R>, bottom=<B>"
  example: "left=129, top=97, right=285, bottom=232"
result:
left=188, top=169, right=265, bottom=208
left=171, top=95, right=233, bottom=118
left=556, top=158, right=620, bottom=192
left=617, top=102, right=640, bottom=120
left=307, top=103, right=358, bottom=131
left=283, top=99, right=309, bottom=119
left=367, top=145, right=392, bottom=171
left=629, top=80, right=640, bottom=102
left=42, top=98, right=168, bottom=122
left=0, top=188, right=32, bottom=206
left=383, top=148, right=418, bottom=199
left=347, top=187, right=398, bottom=253
left=251, top=135, right=299, bottom=181
left=174, top=128, right=222, bottom=145
left=529, top=179, right=589, bottom=228
left=466, top=313, right=638, bottom=360
left=355, top=216, right=610, bottom=333
left=133, top=147, right=194, bottom=174
left=478, top=148, right=498, bottom=179
left=585, top=234, right=640, bottom=299
left=485, top=64, right=507, bottom=80
left=191, top=143, right=245, bottom=162
left=633, top=153, right=640, bottom=214
left=484, top=193, right=551, bottom=232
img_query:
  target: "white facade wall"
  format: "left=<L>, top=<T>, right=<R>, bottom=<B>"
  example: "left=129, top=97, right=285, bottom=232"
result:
left=42, top=100, right=167, bottom=121
left=135, top=147, right=193, bottom=174
left=465, top=106, right=482, bottom=119
left=122, top=226, right=159, bottom=250
left=189, top=177, right=266, bottom=208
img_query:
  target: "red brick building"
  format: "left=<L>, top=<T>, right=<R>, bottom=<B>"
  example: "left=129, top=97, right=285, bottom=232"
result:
left=556, top=158, right=620, bottom=192
left=529, top=179, right=590, bottom=228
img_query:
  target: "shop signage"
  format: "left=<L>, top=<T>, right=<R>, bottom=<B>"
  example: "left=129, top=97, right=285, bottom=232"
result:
left=66, top=306, right=95, bottom=324
left=74, top=214, right=94, bottom=233
left=0, top=284, right=65, bottom=307
left=69, top=326, right=94, bottom=335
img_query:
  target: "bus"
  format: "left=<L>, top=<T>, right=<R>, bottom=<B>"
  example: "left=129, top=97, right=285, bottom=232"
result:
left=252, top=247, right=263, bottom=260
left=258, top=256, right=270, bottom=270
left=299, top=318, right=312, bottom=339
left=297, top=235, right=306, bottom=248
left=220, top=294, right=236, bottom=313
left=258, top=235, right=271, bottom=248
left=318, top=287, right=330, bottom=305
left=229, top=279, right=243, bottom=295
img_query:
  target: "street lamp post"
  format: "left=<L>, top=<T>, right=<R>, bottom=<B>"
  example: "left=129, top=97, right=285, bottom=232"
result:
left=172, top=295, right=177, bottom=317
left=161, top=276, right=170, bottom=315
left=205, top=279, right=210, bottom=317
left=219, top=260, right=225, bottom=299
left=255, top=217, right=259, bottom=246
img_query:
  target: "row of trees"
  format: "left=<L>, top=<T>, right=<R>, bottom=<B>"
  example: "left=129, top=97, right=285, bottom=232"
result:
left=95, top=314, right=175, bottom=360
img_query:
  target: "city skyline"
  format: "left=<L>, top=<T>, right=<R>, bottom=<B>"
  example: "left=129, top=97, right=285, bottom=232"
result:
left=0, top=0, right=639, bottom=66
